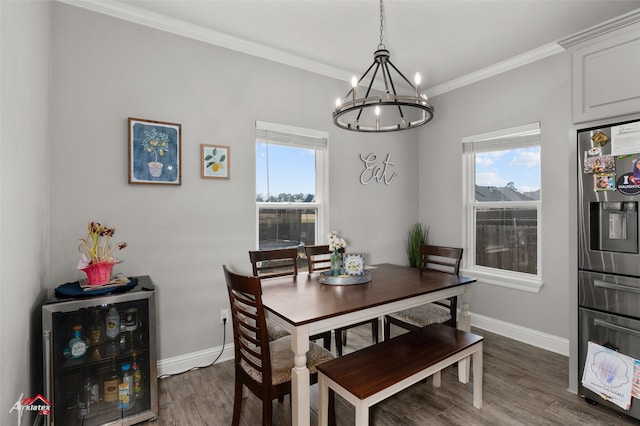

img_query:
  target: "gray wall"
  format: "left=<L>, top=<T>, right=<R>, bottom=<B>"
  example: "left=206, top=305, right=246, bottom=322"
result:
left=419, top=52, right=578, bottom=387
left=49, top=3, right=419, bottom=362
left=1, top=1, right=51, bottom=424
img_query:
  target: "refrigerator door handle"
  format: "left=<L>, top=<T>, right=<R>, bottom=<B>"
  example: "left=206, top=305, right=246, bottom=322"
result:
left=43, top=329, right=52, bottom=426
left=594, top=279, right=640, bottom=294
left=594, top=318, right=640, bottom=338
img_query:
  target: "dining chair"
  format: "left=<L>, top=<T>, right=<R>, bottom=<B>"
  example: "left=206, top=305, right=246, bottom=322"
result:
left=223, top=265, right=335, bottom=426
left=304, top=245, right=379, bottom=356
left=249, top=248, right=333, bottom=350
left=250, top=247, right=300, bottom=279
left=384, top=245, right=463, bottom=340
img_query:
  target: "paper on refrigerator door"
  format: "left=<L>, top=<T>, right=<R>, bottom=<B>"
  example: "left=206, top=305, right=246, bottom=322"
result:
left=582, top=341, right=634, bottom=410
left=611, top=122, right=640, bottom=156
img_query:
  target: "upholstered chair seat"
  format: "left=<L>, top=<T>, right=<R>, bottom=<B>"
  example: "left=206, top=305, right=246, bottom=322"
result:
left=240, top=336, right=334, bottom=385
left=386, top=304, right=452, bottom=328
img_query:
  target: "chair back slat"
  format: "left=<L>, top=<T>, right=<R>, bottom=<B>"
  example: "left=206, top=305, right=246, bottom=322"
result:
left=224, top=265, right=272, bottom=385
left=235, top=304, right=259, bottom=322
left=419, top=245, right=463, bottom=275
left=304, top=245, right=344, bottom=273
left=249, top=248, right=299, bottom=278
left=236, top=322, right=260, bottom=345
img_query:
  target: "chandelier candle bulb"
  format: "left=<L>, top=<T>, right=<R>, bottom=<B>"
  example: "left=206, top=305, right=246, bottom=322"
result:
left=351, top=75, right=358, bottom=101
left=414, top=72, right=422, bottom=96
left=375, top=106, right=381, bottom=130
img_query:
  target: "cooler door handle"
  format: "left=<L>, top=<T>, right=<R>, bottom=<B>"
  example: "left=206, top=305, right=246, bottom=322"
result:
left=593, top=279, right=640, bottom=294
left=594, top=318, right=640, bottom=338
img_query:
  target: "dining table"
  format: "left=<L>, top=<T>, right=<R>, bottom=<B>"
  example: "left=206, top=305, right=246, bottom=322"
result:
left=260, top=262, right=476, bottom=426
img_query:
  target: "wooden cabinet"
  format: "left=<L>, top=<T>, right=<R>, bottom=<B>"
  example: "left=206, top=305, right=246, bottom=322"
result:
left=563, top=17, right=640, bottom=124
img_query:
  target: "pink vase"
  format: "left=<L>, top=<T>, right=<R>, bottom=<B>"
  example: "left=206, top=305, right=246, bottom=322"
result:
left=82, top=262, right=114, bottom=286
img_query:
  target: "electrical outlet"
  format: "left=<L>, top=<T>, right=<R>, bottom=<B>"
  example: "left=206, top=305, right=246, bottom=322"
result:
left=220, top=309, right=229, bottom=324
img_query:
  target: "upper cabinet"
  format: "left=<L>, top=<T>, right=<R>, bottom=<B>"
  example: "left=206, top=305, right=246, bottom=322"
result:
left=561, top=13, right=640, bottom=124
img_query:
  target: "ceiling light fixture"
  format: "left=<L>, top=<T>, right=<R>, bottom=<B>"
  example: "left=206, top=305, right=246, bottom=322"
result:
left=332, top=0, right=434, bottom=132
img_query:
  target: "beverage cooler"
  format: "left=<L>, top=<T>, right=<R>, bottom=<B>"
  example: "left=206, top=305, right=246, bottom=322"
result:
left=42, top=276, right=158, bottom=426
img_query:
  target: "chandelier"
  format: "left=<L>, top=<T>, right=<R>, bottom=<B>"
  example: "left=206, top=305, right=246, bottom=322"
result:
left=332, top=0, right=434, bottom=132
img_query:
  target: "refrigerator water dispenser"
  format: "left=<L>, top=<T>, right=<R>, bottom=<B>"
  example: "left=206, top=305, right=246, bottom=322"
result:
left=590, top=201, right=638, bottom=253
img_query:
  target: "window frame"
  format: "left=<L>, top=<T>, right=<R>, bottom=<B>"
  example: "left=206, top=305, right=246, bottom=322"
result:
left=461, top=122, right=543, bottom=293
left=255, top=121, right=329, bottom=250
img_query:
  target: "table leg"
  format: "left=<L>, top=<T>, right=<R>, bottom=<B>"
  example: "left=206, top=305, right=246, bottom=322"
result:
left=291, top=324, right=311, bottom=426
left=473, top=342, right=483, bottom=409
left=318, top=373, right=329, bottom=426
left=458, top=285, right=471, bottom=383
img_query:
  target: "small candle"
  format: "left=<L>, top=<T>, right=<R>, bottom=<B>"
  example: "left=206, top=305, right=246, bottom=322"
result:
left=375, top=106, right=380, bottom=130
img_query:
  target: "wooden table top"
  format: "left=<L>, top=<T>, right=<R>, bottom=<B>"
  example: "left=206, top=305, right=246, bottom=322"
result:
left=261, top=263, right=475, bottom=326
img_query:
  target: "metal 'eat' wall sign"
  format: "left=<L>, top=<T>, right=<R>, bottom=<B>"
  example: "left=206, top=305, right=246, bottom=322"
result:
left=360, top=153, right=398, bottom=185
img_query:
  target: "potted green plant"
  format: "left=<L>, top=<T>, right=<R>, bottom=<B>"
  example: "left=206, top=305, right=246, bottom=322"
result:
left=406, top=223, right=428, bottom=268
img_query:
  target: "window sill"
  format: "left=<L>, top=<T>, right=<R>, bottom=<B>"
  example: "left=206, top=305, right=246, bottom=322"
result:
left=460, top=267, right=543, bottom=293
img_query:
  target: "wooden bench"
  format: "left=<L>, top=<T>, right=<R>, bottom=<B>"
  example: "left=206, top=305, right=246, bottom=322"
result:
left=317, top=323, right=483, bottom=425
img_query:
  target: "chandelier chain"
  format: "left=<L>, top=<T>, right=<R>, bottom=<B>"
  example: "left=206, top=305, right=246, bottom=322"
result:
left=379, top=0, right=384, bottom=49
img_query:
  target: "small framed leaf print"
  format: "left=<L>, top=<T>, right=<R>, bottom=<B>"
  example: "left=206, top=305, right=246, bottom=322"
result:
left=201, top=144, right=230, bottom=179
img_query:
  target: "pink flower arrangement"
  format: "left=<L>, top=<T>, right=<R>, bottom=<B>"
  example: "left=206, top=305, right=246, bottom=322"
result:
left=77, top=221, right=127, bottom=269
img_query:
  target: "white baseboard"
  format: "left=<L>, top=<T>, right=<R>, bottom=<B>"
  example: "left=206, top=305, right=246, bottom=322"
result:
left=471, top=313, right=569, bottom=356
left=156, top=315, right=569, bottom=377
left=157, top=342, right=235, bottom=377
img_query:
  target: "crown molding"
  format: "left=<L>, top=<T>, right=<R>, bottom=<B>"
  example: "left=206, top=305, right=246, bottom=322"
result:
left=56, top=1, right=640, bottom=99
left=56, top=0, right=354, bottom=83
left=425, top=42, right=564, bottom=98
left=558, top=8, right=640, bottom=48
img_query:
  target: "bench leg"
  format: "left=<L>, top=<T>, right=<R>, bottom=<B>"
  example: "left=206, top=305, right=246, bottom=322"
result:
left=354, top=399, right=369, bottom=426
left=472, top=344, right=483, bottom=409
left=432, top=370, right=442, bottom=388
left=318, top=373, right=329, bottom=426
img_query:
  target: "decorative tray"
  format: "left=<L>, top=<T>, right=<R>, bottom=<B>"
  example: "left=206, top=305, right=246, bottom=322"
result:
left=55, top=277, right=138, bottom=299
left=319, top=270, right=372, bottom=286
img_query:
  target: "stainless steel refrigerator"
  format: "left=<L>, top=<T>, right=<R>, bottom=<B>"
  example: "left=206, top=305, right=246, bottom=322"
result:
left=578, top=118, right=640, bottom=420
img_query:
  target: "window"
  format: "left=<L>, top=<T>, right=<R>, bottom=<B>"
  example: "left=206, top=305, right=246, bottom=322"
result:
left=255, top=121, right=328, bottom=265
left=462, top=122, right=542, bottom=292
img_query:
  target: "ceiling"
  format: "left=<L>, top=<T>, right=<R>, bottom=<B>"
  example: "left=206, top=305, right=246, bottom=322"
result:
left=76, top=0, right=640, bottom=94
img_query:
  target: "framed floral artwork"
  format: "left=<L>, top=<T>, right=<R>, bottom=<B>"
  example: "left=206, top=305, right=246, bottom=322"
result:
left=343, top=254, right=365, bottom=275
left=128, top=118, right=182, bottom=185
left=201, top=144, right=230, bottom=179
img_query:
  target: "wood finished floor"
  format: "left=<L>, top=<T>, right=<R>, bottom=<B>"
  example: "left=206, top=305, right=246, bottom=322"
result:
left=142, top=326, right=639, bottom=425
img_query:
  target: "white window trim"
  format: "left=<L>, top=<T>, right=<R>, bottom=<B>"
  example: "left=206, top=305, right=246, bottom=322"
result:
left=255, top=121, right=329, bottom=248
left=461, top=122, right=543, bottom=293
